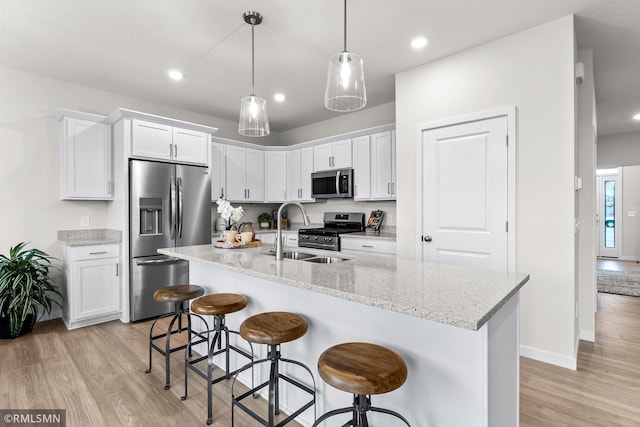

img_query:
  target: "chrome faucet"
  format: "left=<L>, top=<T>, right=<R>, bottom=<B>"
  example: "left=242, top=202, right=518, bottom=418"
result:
left=275, top=201, right=310, bottom=260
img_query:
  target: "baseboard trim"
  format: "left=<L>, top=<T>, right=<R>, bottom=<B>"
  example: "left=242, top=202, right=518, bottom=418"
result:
left=617, top=256, right=640, bottom=262
left=580, top=330, right=595, bottom=342
left=520, top=345, right=577, bottom=370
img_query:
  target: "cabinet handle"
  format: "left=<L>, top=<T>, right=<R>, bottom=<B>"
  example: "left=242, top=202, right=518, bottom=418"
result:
left=169, top=143, right=172, bottom=157
left=362, top=245, right=374, bottom=248
left=115, top=263, right=119, bottom=276
left=89, top=251, right=107, bottom=255
left=299, top=188, right=302, bottom=198
left=392, top=182, right=395, bottom=195
left=247, top=188, right=250, bottom=199
left=174, top=145, right=177, bottom=158
left=388, top=183, right=391, bottom=194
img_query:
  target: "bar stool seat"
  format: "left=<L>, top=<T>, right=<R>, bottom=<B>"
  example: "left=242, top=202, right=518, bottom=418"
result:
left=182, top=293, right=254, bottom=425
left=145, top=284, right=207, bottom=390
left=232, top=312, right=316, bottom=427
left=313, top=342, right=410, bottom=426
left=239, top=311, right=308, bottom=344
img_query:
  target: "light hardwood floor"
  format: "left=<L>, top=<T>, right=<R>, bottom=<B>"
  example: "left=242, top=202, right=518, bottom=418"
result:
left=2, top=281, right=639, bottom=426
left=520, top=259, right=640, bottom=426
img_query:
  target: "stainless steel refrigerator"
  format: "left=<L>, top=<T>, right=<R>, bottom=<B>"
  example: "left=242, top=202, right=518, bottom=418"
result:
left=129, top=159, right=211, bottom=321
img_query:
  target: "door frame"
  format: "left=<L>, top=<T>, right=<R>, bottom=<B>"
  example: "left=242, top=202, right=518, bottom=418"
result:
left=415, top=106, right=517, bottom=272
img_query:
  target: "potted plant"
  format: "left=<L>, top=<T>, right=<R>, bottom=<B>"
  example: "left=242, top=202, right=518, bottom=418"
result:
left=258, top=212, right=272, bottom=229
left=0, top=242, right=63, bottom=339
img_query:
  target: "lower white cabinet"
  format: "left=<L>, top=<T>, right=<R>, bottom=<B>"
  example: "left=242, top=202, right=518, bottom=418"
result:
left=340, top=237, right=396, bottom=257
left=62, top=244, right=121, bottom=330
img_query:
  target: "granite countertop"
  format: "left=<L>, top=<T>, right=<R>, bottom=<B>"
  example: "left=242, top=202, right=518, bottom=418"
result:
left=58, top=229, right=122, bottom=246
left=159, top=244, right=529, bottom=331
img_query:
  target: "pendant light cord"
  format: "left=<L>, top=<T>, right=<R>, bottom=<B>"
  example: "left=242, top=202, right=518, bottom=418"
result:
left=343, top=0, right=348, bottom=52
left=251, top=18, right=255, bottom=95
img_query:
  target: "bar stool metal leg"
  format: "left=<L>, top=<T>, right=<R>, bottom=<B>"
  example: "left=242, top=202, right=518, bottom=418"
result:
left=182, top=313, right=255, bottom=425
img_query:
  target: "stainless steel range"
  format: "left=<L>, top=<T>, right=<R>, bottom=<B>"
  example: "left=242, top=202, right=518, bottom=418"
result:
left=298, top=212, right=365, bottom=251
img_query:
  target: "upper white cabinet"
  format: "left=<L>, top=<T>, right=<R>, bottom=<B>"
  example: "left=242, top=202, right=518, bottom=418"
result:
left=131, top=118, right=209, bottom=165
left=313, top=139, right=352, bottom=171
left=226, top=146, right=265, bottom=202
left=370, top=130, right=396, bottom=200
left=287, top=147, right=314, bottom=202
left=58, top=110, right=113, bottom=200
left=352, top=135, right=371, bottom=200
left=266, top=151, right=288, bottom=202
left=210, top=142, right=226, bottom=200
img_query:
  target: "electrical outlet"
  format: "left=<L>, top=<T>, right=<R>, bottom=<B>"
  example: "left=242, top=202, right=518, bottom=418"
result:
left=80, top=216, right=90, bottom=227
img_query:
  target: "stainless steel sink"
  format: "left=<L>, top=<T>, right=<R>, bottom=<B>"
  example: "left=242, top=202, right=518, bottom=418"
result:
left=303, top=256, right=349, bottom=264
left=266, top=250, right=349, bottom=263
left=282, top=251, right=316, bottom=260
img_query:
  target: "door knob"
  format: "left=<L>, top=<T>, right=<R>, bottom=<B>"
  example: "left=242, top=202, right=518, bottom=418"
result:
left=422, top=235, right=432, bottom=242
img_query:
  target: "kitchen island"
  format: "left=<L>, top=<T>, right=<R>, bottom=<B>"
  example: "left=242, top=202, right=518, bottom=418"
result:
left=159, top=244, right=529, bottom=427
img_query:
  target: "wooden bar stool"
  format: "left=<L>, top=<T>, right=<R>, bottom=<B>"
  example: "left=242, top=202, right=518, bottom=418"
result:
left=181, top=293, right=255, bottom=425
left=232, top=311, right=316, bottom=427
left=313, top=342, right=410, bottom=426
left=144, top=284, right=208, bottom=390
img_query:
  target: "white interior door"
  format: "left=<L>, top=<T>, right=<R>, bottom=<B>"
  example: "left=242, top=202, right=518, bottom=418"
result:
left=420, top=115, right=510, bottom=271
left=597, top=169, right=622, bottom=258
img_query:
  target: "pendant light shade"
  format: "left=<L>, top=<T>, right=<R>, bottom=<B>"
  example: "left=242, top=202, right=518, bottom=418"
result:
left=239, top=94, right=269, bottom=137
left=324, top=0, right=366, bottom=112
left=239, top=11, right=270, bottom=137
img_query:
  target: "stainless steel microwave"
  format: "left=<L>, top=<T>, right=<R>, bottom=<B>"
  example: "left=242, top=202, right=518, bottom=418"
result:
left=311, top=168, right=353, bottom=198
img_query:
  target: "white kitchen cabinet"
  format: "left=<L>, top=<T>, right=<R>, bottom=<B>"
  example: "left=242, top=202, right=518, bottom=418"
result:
left=266, top=151, right=288, bottom=202
left=340, top=236, right=396, bottom=257
left=283, top=231, right=299, bottom=247
left=287, top=147, right=314, bottom=202
left=62, top=244, right=121, bottom=330
left=131, top=119, right=209, bottom=165
left=258, top=232, right=276, bottom=245
left=210, top=142, right=226, bottom=200
left=371, top=130, right=396, bottom=200
left=313, top=139, right=352, bottom=171
left=225, top=146, right=265, bottom=202
left=352, top=135, right=371, bottom=200
left=58, top=112, right=113, bottom=200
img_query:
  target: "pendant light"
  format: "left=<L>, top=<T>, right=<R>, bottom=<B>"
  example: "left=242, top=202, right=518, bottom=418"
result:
left=239, top=11, right=270, bottom=137
left=324, top=0, right=366, bottom=112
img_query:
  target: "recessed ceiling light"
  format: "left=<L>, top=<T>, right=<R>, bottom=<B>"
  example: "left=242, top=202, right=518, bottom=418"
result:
left=167, top=69, right=184, bottom=81
left=633, top=113, right=640, bottom=121
left=274, top=93, right=286, bottom=102
left=411, top=37, right=428, bottom=49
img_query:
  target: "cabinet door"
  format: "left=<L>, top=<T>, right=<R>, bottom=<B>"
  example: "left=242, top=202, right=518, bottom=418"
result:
left=287, top=150, right=302, bottom=201
left=332, top=139, right=353, bottom=169
left=266, top=151, right=287, bottom=202
left=313, top=143, right=333, bottom=171
left=62, top=117, right=112, bottom=200
left=300, top=147, right=315, bottom=200
left=210, top=143, right=226, bottom=200
left=371, top=131, right=394, bottom=199
left=131, top=119, right=172, bottom=160
left=352, top=135, right=371, bottom=200
left=245, top=148, right=265, bottom=201
left=225, top=146, right=247, bottom=201
left=72, top=258, right=120, bottom=320
left=173, top=128, right=209, bottom=165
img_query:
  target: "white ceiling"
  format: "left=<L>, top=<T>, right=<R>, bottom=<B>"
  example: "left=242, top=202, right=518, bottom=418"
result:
left=1, top=0, right=639, bottom=136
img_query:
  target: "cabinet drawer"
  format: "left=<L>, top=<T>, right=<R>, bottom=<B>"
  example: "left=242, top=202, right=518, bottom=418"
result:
left=340, top=238, right=396, bottom=255
left=68, top=244, right=120, bottom=261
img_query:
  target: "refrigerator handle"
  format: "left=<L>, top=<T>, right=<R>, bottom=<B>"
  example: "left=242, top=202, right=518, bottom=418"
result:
left=170, top=177, right=176, bottom=240
left=177, top=177, right=184, bottom=239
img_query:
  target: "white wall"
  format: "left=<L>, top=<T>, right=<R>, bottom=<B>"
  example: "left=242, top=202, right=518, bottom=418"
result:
left=278, top=102, right=395, bottom=145
left=620, top=166, right=640, bottom=260
left=597, top=131, right=640, bottom=168
left=577, top=49, right=597, bottom=342
left=396, top=16, right=578, bottom=366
